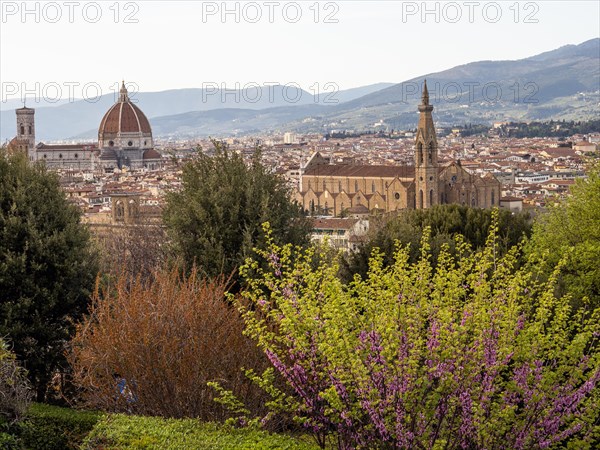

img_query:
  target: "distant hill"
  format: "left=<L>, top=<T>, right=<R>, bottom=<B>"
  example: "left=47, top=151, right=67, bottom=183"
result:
left=327, top=38, right=599, bottom=122
left=0, top=83, right=393, bottom=142
left=136, top=38, right=599, bottom=138
left=1, top=39, right=598, bottom=141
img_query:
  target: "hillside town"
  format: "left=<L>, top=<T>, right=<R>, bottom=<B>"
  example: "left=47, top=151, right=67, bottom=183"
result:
left=5, top=81, right=598, bottom=253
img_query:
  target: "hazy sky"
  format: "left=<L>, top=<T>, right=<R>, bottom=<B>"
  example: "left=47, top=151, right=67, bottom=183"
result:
left=1, top=0, right=599, bottom=100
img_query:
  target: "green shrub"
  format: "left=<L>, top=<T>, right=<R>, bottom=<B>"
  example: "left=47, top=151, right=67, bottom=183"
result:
left=82, top=414, right=320, bottom=450
left=232, top=218, right=600, bottom=449
left=16, top=403, right=100, bottom=450
left=0, top=430, right=22, bottom=450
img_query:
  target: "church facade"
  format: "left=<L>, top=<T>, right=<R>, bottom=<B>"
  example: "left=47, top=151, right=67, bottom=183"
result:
left=9, top=82, right=162, bottom=171
left=296, top=81, right=501, bottom=216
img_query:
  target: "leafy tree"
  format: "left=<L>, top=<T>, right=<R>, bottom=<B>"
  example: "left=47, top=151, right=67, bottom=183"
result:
left=163, top=141, right=311, bottom=288
left=527, top=160, right=600, bottom=310
left=0, top=151, right=98, bottom=401
left=226, top=216, right=599, bottom=449
left=341, top=204, right=532, bottom=282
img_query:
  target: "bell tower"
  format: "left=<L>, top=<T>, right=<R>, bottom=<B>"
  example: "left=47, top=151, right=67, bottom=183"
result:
left=414, top=80, right=439, bottom=209
left=16, top=105, right=36, bottom=161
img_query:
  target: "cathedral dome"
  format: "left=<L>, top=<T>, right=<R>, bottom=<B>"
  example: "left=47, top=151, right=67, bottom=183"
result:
left=99, top=101, right=151, bottom=135
left=98, top=82, right=153, bottom=150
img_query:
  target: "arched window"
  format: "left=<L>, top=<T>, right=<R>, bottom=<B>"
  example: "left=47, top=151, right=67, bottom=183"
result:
left=354, top=180, right=359, bottom=192
left=28, top=125, right=32, bottom=134
left=419, top=190, right=424, bottom=209
left=491, top=190, right=495, bottom=205
left=20, top=125, right=25, bottom=135
left=429, top=189, right=433, bottom=206
left=129, top=199, right=139, bottom=218
left=428, top=143, right=433, bottom=163
left=417, top=142, right=423, bottom=164
left=371, top=181, right=375, bottom=193
left=115, top=201, right=125, bottom=220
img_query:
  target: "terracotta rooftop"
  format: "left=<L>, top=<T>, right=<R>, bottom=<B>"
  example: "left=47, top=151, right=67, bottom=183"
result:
left=304, top=164, right=416, bottom=179
left=37, top=143, right=97, bottom=150
left=143, top=149, right=161, bottom=160
left=313, top=218, right=359, bottom=230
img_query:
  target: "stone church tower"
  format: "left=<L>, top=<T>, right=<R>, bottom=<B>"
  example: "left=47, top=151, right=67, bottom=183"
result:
left=414, top=80, right=439, bottom=209
left=15, top=106, right=36, bottom=161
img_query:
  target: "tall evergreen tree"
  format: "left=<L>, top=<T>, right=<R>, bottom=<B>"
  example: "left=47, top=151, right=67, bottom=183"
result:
left=163, top=141, right=311, bottom=288
left=0, top=150, right=98, bottom=400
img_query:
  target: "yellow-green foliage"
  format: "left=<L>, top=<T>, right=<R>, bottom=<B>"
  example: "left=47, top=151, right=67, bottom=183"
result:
left=82, top=414, right=320, bottom=450
left=528, top=159, right=600, bottom=309
left=235, top=212, right=600, bottom=449
left=9, top=403, right=318, bottom=450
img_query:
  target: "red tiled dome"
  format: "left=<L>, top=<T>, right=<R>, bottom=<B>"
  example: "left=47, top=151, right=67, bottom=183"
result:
left=143, top=148, right=161, bottom=160
left=98, top=82, right=151, bottom=136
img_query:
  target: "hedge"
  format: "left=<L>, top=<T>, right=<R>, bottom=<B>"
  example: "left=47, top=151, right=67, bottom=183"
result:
left=82, top=414, right=320, bottom=450
left=15, top=403, right=101, bottom=450
left=6, top=404, right=319, bottom=450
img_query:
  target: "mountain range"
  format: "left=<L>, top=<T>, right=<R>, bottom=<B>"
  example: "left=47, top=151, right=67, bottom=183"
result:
left=1, top=39, right=598, bottom=142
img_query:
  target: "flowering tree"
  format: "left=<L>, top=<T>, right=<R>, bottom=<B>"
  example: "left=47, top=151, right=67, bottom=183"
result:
left=233, top=214, right=600, bottom=449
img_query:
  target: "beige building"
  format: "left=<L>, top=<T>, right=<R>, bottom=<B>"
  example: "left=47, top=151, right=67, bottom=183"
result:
left=311, top=218, right=369, bottom=252
left=573, top=141, right=597, bottom=154
left=500, top=196, right=524, bottom=213
left=296, top=81, right=501, bottom=216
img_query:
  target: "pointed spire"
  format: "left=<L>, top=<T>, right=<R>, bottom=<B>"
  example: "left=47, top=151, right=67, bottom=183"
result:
left=119, top=80, right=128, bottom=102
left=421, top=79, right=429, bottom=106
left=418, top=79, right=433, bottom=113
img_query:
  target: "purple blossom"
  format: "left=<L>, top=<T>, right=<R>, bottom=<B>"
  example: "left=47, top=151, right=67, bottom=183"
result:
left=268, top=252, right=282, bottom=277
left=255, top=278, right=598, bottom=449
